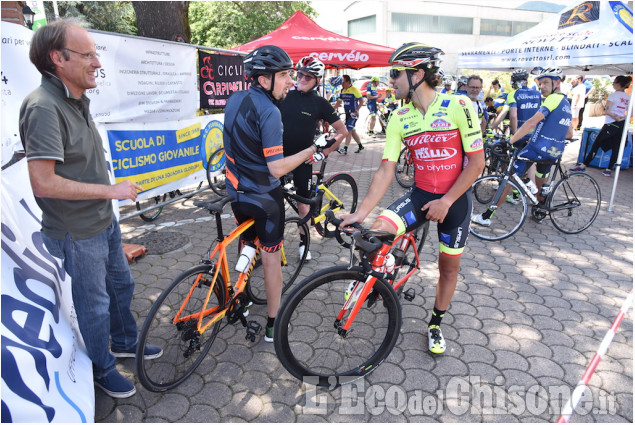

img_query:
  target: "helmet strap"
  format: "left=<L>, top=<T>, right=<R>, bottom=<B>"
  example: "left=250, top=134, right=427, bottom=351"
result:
left=406, top=69, right=425, bottom=99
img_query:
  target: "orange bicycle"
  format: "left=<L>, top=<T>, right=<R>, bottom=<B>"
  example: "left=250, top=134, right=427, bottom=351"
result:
left=136, top=195, right=310, bottom=392
left=274, top=211, right=430, bottom=388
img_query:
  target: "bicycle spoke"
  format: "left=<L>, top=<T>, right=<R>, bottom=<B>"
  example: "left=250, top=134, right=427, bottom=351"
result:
left=470, top=176, right=527, bottom=241
left=549, top=173, right=601, bottom=234
left=137, top=265, right=225, bottom=391
left=275, top=268, right=401, bottom=387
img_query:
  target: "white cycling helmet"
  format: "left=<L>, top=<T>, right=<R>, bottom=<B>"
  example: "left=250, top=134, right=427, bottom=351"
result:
left=533, top=66, right=563, bottom=80
left=296, top=56, right=325, bottom=78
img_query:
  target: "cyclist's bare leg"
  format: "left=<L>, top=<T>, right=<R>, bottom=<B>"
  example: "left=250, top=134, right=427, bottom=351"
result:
left=369, top=115, right=376, bottom=132
left=260, top=250, right=283, bottom=318
left=297, top=202, right=310, bottom=236
left=434, top=254, right=461, bottom=310
left=371, top=217, right=398, bottom=234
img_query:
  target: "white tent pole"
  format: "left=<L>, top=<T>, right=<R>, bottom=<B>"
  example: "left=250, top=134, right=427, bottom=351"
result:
left=608, top=91, right=634, bottom=212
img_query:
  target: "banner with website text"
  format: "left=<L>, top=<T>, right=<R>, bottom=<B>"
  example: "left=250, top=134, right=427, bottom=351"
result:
left=98, top=115, right=225, bottom=204
left=198, top=50, right=248, bottom=109
left=1, top=160, right=94, bottom=423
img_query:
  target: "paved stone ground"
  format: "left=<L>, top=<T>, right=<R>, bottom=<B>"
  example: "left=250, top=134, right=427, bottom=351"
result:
left=96, top=126, right=633, bottom=423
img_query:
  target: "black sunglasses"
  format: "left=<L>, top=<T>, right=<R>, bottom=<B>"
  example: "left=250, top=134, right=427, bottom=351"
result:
left=389, top=66, right=417, bottom=79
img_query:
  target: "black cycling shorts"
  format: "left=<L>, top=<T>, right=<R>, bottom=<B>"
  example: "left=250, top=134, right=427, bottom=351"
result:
left=231, top=186, right=284, bottom=253
left=379, top=186, right=472, bottom=256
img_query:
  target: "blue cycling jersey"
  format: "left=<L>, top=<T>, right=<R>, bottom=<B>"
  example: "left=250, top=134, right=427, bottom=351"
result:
left=224, top=86, right=285, bottom=194
left=529, top=93, right=571, bottom=159
left=338, top=86, right=363, bottom=113
left=507, top=86, right=541, bottom=141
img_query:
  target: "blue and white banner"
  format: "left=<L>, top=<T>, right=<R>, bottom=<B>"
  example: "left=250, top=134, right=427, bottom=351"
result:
left=1, top=160, right=94, bottom=423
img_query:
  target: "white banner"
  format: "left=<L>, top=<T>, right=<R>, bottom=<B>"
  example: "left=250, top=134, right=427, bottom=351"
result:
left=0, top=23, right=41, bottom=166
left=88, top=31, right=198, bottom=123
left=457, top=1, right=633, bottom=74
left=1, top=160, right=95, bottom=423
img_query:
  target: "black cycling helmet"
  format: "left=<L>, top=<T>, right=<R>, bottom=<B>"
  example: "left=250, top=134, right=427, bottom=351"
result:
left=243, top=45, right=293, bottom=78
left=389, top=42, right=444, bottom=70
left=389, top=42, right=444, bottom=99
left=511, top=69, right=529, bottom=86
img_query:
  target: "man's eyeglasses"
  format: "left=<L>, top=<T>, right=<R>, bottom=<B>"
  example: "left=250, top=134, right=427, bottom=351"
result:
left=467, top=86, right=482, bottom=90
left=389, top=66, right=417, bottom=79
left=63, top=48, right=99, bottom=60
left=296, top=72, right=315, bottom=82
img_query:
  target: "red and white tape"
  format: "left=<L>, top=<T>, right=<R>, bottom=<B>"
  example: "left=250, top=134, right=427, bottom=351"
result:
left=557, top=289, right=634, bottom=423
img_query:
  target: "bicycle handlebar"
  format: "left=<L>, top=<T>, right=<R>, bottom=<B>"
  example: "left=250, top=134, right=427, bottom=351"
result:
left=283, top=185, right=325, bottom=226
left=323, top=210, right=384, bottom=254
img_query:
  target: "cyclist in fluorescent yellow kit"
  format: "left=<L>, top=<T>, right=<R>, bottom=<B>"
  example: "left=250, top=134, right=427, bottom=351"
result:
left=340, top=42, right=485, bottom=354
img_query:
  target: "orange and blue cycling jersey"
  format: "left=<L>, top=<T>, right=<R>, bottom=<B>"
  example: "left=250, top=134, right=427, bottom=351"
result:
left=383, top=93, right=484, bottom=194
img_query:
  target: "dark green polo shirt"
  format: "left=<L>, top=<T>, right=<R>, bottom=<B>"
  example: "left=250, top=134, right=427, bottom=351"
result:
left=19, top=73, right=113, bottom=240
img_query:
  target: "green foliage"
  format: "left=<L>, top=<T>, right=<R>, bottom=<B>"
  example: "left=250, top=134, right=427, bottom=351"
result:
left=43, top=1, right=137, bottom=35
left=589, top=78, right=611, bottom=104
left=189, top=1, right=316, bottom=49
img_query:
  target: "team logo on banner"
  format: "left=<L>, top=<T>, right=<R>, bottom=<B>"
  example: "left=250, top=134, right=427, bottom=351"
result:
left=201, top=120, right=225, bottom=173
left=199, top=51, right=247, bottom=109
left=558, top=1, right=600, bottom=29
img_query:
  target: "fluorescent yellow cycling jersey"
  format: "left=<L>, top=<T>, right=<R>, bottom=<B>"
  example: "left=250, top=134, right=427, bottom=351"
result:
left=384, top=93, right=484, bottom=194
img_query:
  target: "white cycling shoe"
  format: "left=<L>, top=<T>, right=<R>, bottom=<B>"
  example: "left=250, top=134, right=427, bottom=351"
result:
left=299, top=245, right=311, bottom=261
left=471, top=213, right=491, bottom=227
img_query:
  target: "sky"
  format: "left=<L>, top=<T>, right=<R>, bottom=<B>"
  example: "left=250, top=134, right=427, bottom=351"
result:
left=312, top=0, right=571, bottom=34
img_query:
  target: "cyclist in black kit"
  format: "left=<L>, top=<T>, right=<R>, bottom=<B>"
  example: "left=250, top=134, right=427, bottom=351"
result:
left=223, top=46, right=336, bottom=341
left=280, top=56, right=348, bottom=260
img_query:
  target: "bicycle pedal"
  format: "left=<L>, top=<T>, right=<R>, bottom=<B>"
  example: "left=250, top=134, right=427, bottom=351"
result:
left=245, top=320, right=261, bottom=342
left=403, top=288, right=416, bottom=302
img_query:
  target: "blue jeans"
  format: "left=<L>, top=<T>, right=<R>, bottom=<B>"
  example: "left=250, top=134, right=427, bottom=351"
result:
left=41, top=216, right=138, bottom=378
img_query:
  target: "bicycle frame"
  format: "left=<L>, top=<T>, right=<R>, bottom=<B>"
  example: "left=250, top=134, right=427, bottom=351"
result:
left=336, top=230, right=421, bottom=334
left=174, top=218, right=260, bottom=335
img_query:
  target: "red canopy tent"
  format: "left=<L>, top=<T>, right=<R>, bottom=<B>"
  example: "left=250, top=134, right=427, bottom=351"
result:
left=234, top=11, right=393, bottom=69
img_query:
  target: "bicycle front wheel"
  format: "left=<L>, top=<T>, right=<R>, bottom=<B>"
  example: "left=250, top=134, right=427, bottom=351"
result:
left=246, top=216, right=310, bottom=304
left=549, top=173, right=601, bottom=234
left=136, top=265, right=226, bottom=392
left=315, top=173, right=358, bottom=237
left=395, top=147, right=415, bottom=188
left=274, top=266, right=401, bottom=387
left=470, top=175, right=528, bottom=241
left=206, top=148, right=227, bottom=197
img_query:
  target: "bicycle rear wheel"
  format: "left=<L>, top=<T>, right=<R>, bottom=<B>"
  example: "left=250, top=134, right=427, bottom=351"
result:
left=136, top=265, right=226, bottom=392
left=274, top=266, right=401, bottom=388
left=246, top=216, right=310, bottom=304
left=315, top=173, right=358, bottom=237
left=136, top=195, right=163, bottom=222
left=470, top=175, right=528, bottom=241
left=549, top=173, right=601, bottom=234
left=395, top=147, right=415, bottom=188
left=206, top=148, right=227, bottom=197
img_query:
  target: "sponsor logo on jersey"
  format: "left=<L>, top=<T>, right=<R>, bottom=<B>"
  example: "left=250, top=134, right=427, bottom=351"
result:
left=430, top=119, right=451, bottom=128
left=463, top=108, right=474, bottom=128
left=414, top=147, right=458, bottom=162
left=458, top=99, right=466, bottom=107
left=397, top=108, right=410, bottom=115
left=432, top=111, right=447, bottom=117
left=559, top=118, right=571, bottom=126
left=394, top=198, right=411, bottom=213
left=466, top=131, right=481, bottom=138
left=470, top=138, right=483, bottom=149
left=407, top=131, right=457, bottom=146
left=441, top=99, right=450, bottom=108
left=520, top=102, right=540, bottom=110
left=547, top=146, right=563, bottom=157
left=404, top=124, right=409, bottom=129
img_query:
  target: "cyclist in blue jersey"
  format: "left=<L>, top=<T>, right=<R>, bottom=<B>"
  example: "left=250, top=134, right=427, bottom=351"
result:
left=491, top=69, right=542, bottom=147
left=335, top=75, right=365, bottom=154
left=440, top=77, right=453, bottom=94
left=224, top=46, right=336, bottom=341
left=366, top=76, right=384, bottom=135
left=454, top=75, right=469, bottom=96
left=472, top=67, right=573, bottom=227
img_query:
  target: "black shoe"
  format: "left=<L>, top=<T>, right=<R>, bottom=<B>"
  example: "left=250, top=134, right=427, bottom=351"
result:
left=355, top=145, right=365, bottom=153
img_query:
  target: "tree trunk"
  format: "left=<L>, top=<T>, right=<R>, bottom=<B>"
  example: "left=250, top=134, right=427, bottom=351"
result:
left=133, top=1, right=191, bottom=42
